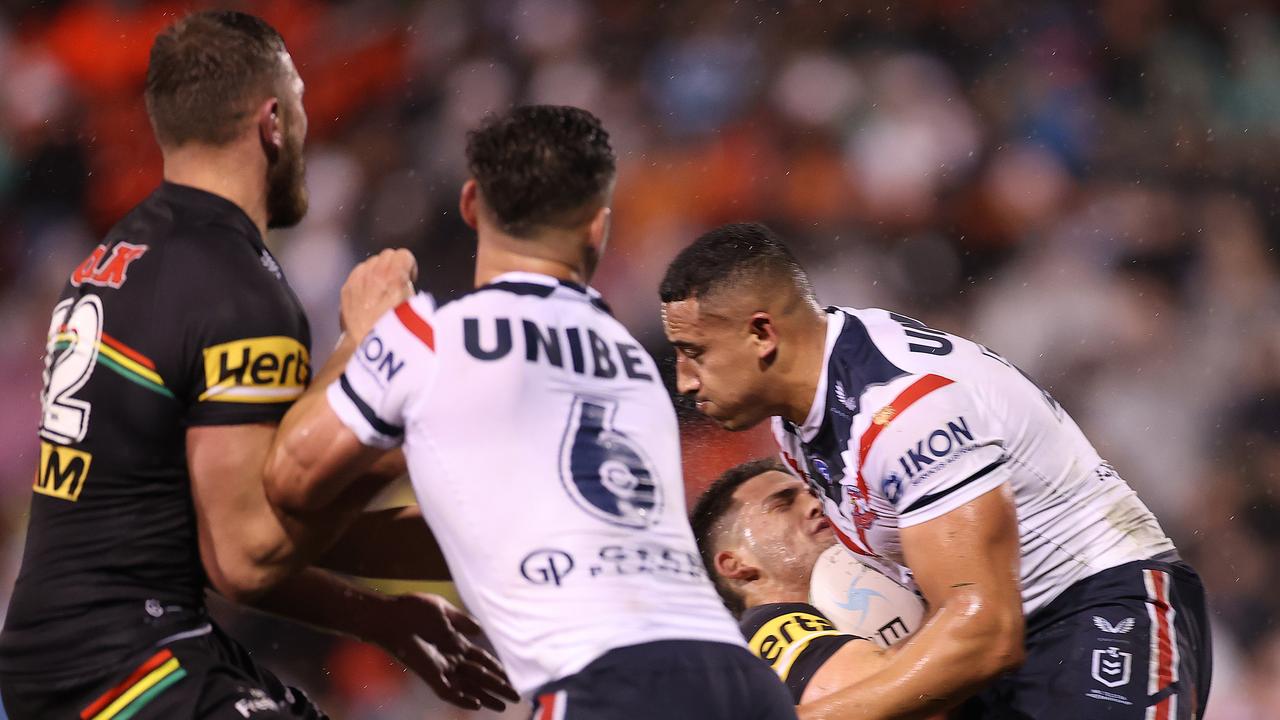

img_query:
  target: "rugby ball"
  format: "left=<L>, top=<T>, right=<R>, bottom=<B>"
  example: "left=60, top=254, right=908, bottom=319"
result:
left=809, top=545, right=926, bottom=648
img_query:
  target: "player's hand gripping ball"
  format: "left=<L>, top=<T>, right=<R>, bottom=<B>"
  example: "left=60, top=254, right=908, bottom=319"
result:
left=809, top=545, right=926, bottom=648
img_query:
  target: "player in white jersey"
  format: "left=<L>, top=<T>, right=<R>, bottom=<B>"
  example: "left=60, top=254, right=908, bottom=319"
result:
left=262, top=108, right=796, bottom=719
left=660, top=223, right=1211, bottom=720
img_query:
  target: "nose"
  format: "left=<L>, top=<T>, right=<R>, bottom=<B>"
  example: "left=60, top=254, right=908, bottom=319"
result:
left=675, top=355, right=700, bottom=396
left=804, top=493, right=823, bottom=518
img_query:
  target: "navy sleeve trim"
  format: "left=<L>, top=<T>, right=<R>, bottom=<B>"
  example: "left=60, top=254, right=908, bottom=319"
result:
left=339, top=373, right=404, bottom=438
left=901, top=457, right=1007, bottom=514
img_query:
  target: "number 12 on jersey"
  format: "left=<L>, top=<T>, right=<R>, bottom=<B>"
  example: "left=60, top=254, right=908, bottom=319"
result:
left=41, top=295, right=104, bottom=445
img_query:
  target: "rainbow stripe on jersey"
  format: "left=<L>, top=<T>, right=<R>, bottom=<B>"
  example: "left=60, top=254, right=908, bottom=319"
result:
left=53, top=329, right=173, bottom=400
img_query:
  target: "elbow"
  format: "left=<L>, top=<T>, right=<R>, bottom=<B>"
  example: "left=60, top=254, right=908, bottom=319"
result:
left=205, top=555, right=283, bottom=605
left=953, top=596, right=1026, bottom=681
left=201, top=532, right=295, bottom=605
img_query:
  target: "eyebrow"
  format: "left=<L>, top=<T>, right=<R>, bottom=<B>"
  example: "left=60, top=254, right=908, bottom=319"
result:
left=763, top=486, right=800, bottom=510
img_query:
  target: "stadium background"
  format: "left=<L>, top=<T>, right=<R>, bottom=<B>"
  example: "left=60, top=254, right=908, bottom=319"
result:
left=0, top=0, right=1277, bottom=717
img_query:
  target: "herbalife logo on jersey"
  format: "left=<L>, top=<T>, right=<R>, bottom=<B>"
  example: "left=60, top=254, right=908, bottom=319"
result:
left=200, top=336, right=310, bottom=404
left=894, top=416, right=976, bottom=480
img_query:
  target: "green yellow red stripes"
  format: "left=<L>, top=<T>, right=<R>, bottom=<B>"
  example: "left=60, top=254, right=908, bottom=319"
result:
left=80, top=649, right=187, bottom=720
left=54, top=330, right=174, bottom=400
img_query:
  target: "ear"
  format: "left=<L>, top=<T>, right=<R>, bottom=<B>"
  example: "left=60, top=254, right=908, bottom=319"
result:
left=747, top=311, right=780, bottom=362
left=714, top=548, right=760, bottom=584
left=459, top=179, right=480, bottom=229
left=586, top=205, right=611, bottom=253
left=256, top=97, right=283, bottom=161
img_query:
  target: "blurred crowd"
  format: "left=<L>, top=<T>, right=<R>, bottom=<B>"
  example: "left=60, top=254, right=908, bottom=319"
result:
left=1, top=0, right=1278, bottom=717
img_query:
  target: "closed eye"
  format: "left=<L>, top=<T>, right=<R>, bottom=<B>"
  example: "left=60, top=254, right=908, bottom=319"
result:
left=763, top=487, right=800, bottom=513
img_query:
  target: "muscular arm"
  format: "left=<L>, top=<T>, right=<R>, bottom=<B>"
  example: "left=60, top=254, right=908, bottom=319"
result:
left=800, top=639, right=888, bottom=704
left=263, top=333, right=387, bottom=513
left=317, top=505, right=451, bottom=581
left=188, top=422, right=393, bottom=601
left=797, top=486, right=1024, bottom=720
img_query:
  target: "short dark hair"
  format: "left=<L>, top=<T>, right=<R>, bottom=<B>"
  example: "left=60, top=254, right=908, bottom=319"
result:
left=465, top=105, right=616, bottom=237
left=659, top=222, right=814, bottom=304
left=690, top=457, right=789, bottom=617
left=145, top=11, right=288, bottom=147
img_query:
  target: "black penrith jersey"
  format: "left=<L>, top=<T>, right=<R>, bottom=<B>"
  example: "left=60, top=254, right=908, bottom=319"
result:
left=740, top=602, right=859, bottom=704
left=0, top=182, right=311, bottom=680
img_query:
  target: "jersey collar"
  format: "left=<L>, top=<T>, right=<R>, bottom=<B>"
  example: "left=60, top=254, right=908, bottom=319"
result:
left=796, top=309, right=846, bottom=443
left=157, top=181, right=263, bottom=249
left=484, top=271, right=613, bottom=314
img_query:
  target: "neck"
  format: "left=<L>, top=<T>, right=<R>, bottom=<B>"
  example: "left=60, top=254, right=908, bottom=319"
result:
left=473, top=226, right=589, bottom=288
left=162, top=142, right=269, bottom=238
left=741, top=578, right=811, bottom=611
left=777, top=306, right=830, bottom=426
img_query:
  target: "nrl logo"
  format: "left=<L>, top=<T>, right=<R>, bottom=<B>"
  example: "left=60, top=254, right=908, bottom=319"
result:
left=1093, top=616, right=1135, bottom=634
left=1091, top=647, right=1132, bottom=688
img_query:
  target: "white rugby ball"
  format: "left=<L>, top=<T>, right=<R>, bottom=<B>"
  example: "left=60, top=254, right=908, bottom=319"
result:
left=809, top=545, right=926, bottom=648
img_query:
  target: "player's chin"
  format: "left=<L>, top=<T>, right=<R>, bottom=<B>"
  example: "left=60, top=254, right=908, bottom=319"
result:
left=706, top=406, right=760, bottom=432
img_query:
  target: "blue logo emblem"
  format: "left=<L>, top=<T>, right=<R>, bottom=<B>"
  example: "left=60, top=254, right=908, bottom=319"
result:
left=836, top=574, right=887, bottom=627
left=881, top=472, right=903, bottom=504
left=812, top=458, right=833, bottom=483
left=560, top=397, right=662, bottom=528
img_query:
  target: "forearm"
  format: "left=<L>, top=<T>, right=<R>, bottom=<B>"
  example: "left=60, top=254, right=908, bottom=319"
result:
left=797, top=605, right=1019, bottom=720
left=240, top=565, right=391, bottom=643
left=319, top=505, right=452, bottom=580
left=266, top=335, right=384, bottom=511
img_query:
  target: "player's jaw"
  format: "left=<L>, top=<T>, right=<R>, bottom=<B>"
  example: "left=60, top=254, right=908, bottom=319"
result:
left=266, top=57, right=309, bottom=229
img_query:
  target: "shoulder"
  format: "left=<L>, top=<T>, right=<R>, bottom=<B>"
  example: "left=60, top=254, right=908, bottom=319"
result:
left=740, top=602, right=843, bottom=655
left=740, top=602, right=861, bottom=703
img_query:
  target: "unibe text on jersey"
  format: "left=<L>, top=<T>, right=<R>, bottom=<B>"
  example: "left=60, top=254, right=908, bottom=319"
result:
left=463, top=317, right=655, bottom=382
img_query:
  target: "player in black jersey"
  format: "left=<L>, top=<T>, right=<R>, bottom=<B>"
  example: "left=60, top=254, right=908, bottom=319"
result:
left=0, top=11, right=515, bottom=719
left=691, top=459, right=892, bottom=706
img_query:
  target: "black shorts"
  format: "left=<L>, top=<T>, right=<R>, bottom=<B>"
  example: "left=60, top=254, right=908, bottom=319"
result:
left=528, top=640, right=797, bottom=720
left=959, top=556, right=1212, bottom=720
left=0, top=622, right=324, bottom=720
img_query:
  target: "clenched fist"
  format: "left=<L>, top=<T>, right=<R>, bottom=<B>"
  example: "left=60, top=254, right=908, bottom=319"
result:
left=340, top=248, right=417, bottom=341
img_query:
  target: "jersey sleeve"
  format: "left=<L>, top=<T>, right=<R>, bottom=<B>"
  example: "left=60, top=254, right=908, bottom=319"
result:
left=326, top=294, right=439, bottom=449
left=862, top=379, right=1012, bottom=528
left=163, top=238, right=314, bottom=427
left=740, top=603, right=861, bottom=704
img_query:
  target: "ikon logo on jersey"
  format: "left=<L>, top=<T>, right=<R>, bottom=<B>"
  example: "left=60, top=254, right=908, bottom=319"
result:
left=34, top=441, right=92, bottom=502
left=71, top=242, right=149, bottom=289
left=200, top=336, right=310, bottom=403
left=356, top=333, right=406, bottom=384
left=893, top=416, right=975, bottom=480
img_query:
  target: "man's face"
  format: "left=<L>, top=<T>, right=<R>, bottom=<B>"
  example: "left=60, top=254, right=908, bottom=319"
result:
left=663, top=296, right=773, bottom=431
left=726, top=470, right=835, bottom=590
left=266, top=51, right=308, bottom=229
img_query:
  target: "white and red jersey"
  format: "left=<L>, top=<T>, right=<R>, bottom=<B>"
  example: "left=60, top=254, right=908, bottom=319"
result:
left=773, top=307, right=1175, bottom=615
left=328, top=272, right=743, bottom=696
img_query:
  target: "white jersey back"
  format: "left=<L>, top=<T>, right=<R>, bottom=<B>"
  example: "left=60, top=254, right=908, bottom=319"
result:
left=773, top=308, right=1175, bottom=616
left=328, top=272, right=742, bottom=696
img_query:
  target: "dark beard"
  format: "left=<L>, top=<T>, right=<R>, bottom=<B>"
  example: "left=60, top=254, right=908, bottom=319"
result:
left=266, top=135, right=308, bottom=229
